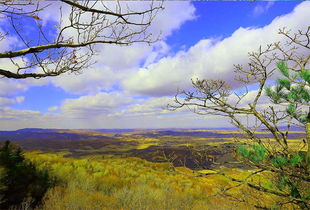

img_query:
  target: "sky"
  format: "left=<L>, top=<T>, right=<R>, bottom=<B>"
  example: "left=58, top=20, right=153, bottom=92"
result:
left=0, top=1, right=308, bottom=130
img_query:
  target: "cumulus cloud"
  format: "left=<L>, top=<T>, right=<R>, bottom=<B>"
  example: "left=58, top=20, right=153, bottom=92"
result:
left=48, top=1, right=195, bottom=94
left=52, top=1, right=196, bottom=43
left=1, top=2, right=308, bottom=130
left=0, top=28, right=21, bottom=51
left=0, top=96, right=24, bottom=106
left=122, top=2, right=310, bottom=97
left=0, top=79, right=27, bottom=96
left=148, top=1, right=196, bottom=38
left=0, top=91, right=133, bottom=129
left=15, top=96, right=24, bottom=103
left=122, top=39, right=215, bottom=96
left=0, top=104, right=229, bottom=130
left=252, top=2, right=275, bottom=17
left=52, top=66, right=122, bottom=94
left=0, top=107, right=40, bottom=121
left=0, top=76, right=48, bottom=99
left=0, top=1, right=198, bottom=130
left=0, top=33, right=49, bottom=96
left=47, top=106, right=59, bottom=112
left=0, top=107, right=63, bottom=130
left=111, top=96, right=173, bottom=117
left=52, top=41, right=171, bottom=94
left=227, top=87, right=272, bottom=109
left=0, top=89, right=229, bottom=130
left=1, top=1, right=196, bottom=96
left=60, top=92, right=132, bottom=118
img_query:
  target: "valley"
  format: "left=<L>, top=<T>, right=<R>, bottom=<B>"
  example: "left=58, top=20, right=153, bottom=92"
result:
left=0, top=128, right=306, bottom=170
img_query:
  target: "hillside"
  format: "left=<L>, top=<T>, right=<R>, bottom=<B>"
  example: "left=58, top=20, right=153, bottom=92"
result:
left=24, top=151, right=289, bottom=210
left=0, top=128, right=306, bottom=170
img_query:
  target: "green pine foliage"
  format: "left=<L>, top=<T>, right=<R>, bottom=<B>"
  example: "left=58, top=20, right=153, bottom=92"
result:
left=277, top=61, right=289, bottom=78
left=265, top=61, right=310, bottom=124
left=237, top=142, right=309, bottom=206
left=276, top=78, right=291, bottom=90
left=289, top=154, right=304, bottom=167
left=300, top=69, right=310, bottom=84
left=237, top=143, right=268, bottom=163
left=0, top=140, right=54, bottom=209
left=271, top=156, right=287, bottom=168
left=238, top=144, right=305, bottom=169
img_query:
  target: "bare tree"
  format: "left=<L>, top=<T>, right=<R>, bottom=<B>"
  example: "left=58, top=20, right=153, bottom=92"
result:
left=0, top=0, right=163, bottom=79
left=169, top=27, right=310, bottom=209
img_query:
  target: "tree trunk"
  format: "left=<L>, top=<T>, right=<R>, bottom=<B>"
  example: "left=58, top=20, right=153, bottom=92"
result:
left=307, top=122, right=310, bottom=170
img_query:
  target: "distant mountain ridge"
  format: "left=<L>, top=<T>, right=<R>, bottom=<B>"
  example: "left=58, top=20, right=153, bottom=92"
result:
left=0, top=126, right=305, bottom=144
left=16, top=128, right=57, bottom=133
left=1, top=125, right=305, bottom=132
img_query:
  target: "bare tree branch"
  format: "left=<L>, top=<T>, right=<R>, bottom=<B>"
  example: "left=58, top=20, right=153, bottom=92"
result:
left=169, top=27, right=310, bottom=209
left=0, top=0, right=164, bottom=79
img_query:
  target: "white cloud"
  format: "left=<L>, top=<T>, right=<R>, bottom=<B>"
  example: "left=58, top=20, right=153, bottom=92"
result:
left=52, top=66, right=121, bottom=94
left=15, top=96, right=24, bottom=103
left=0, top=79, right=27, bottom=96
left=51, top=41, right=171, bottom=94
left=54, top=1, right=195, bottom=43
left=48, top=106, right=59, bottom=112
left=227, top=88, right=271, bottom=108
left=0, top=89, right=230, bottom=130
left=122, top=2, right=310, bottom=97
left=252, top=2, right=275, bottom=17
left=0, top=104, right=230, bottom=130
left=0, top=72, right=48, bottom=97
left=122, top=39, right=215, bottom=96
left=38, top=1, right=64, bottom=26
left=0, top=107, right=40, bottom=120
left=48, top=1, right=195, bottom=94
left=0, top=28, right=20, bottom=51
left=60, top=92, right=132, bottom=117
left=0, top=107, right=61, bottom=130
left=1, top=2, right=308, bottom=130
left=112, top=96, right=173, bottom=117
left=0, top=41, right=49, bottom=97
left=148, top=1, right=196, bottom=39
left=1, top=1, right=196, bottom=96
left=0, top=96, right=24, bottom=106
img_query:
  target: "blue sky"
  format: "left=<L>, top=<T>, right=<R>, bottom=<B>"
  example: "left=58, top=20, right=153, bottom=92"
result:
left=167, top=1, right=299, bottom=51
left=0, top=1, right=308, bottom=130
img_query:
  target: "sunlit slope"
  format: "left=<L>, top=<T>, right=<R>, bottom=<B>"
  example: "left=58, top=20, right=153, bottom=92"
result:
left=25, top=152, right=294, bottom=210
left=2, top=129, right=305, bottom=171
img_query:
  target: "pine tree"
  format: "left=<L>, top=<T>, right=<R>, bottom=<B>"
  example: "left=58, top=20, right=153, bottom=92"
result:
left=170, top=27, right=310, bottom=208
left=0, top=140, right=54, bottom=209
left=265, top=61, right=310, bottom=165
